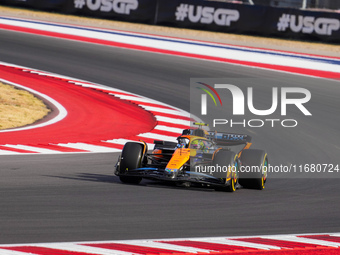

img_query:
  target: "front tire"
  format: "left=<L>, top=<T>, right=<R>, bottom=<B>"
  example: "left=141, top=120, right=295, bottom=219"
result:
left=212, top=150, right=238, bottom=192
left=118, top=142, right=144, bottom=184
left=239, top=149, right=268, bottom=190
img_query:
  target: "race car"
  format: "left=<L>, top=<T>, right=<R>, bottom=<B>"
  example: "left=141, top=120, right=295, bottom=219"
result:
left=115, top=123, right=268, bottom=192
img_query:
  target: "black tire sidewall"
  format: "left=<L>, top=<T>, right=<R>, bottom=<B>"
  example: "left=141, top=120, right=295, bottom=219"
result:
left=212, top=150, right=238, bottom=191
left=119, top=142, right=144, bottom=173
left=239, top=149, right=267, bottom=190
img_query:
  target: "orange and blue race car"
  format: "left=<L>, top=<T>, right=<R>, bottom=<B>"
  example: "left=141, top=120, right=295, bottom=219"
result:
left=115, top=123, right=268, bottom=192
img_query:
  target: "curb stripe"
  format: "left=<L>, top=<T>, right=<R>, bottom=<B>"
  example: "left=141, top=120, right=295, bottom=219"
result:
left=37, top=243, right=128, bottom=255
left=154, top=116, right=190, bottom=126
left=201, top=239, right=281, bottom=250
left=56, top=143, right=122, bottom=153
left=147, top=129, right=182, bottom=137
left=0, top=62, right=193, bottom=155
left=2, top=145, right=63, bottom=154
left=86, top=141, right=124, bottom=150
left=0, top=246, right=97, bottom=255
left=232, top=237, right=325, bottom=249
left=1, top=233, right=339, bottom=254
left=159, top=240, right=258, bottom=251
left=149, top=112, right=191, bottom=120
left=82, top=243, right=188, bottom=254
left=156, top=122, right=192, bottom=130
left=35, top=144, right=89, bottom=153
left=261, top=236, right=340, bottom=248
left=116, top=241, right=212, bottom=253
left=0, top=146, right=38, bottom=154
left=154, top=125, right=184, bottom=134
left=299, top=235, right=340, bottom=243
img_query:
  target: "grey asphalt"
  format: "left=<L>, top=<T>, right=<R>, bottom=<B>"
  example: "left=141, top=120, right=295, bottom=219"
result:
left=0, top=30, right=339, bottom=244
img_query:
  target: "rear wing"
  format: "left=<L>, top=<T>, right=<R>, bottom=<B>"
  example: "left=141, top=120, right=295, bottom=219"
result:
left=207, top=131, right=252, bottom=146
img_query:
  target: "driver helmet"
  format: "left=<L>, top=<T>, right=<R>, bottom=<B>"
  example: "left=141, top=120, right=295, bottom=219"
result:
left=191, top=139, right=204, bottom=150
left=177, top=138, right=189, bottom=148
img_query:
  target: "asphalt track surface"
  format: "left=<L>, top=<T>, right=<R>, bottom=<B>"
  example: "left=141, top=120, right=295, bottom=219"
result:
left=0, top=29, right=339, bottom=244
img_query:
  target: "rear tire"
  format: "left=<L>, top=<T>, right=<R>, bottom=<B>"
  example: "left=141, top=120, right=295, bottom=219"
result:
left=118, top=142, right=144, bottom=184
left=212, top=150, right=238, bottom=192
left=239, top=149, right=268, bottom=190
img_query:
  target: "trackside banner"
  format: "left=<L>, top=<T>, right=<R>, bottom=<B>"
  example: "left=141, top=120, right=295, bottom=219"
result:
left=270, top=7, right=340, bottom=42
left=2, top=0, right=157, bottom=23
left=70, top=0, right=157, bottom=23
left=156, top=0, right=340, bottom=43
left=156, top=1, right=264, bottom=35
left=1, top=0, right=340, bottom=42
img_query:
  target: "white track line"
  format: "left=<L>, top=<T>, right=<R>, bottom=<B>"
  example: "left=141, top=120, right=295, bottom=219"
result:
left=57, top=143, right=121, bottom=153
left=1, top=17, right=339, bottom=74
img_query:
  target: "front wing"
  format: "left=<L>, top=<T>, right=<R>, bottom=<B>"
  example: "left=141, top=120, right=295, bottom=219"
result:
left=115, top=167, right=230, bottom=187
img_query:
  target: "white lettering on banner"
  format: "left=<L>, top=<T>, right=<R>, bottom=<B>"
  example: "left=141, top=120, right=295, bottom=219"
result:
left=277, top=13, right=340, bottom=36
left=175, top=4, right=239, bottom=26
left=74, top=0, right=138, bottom=14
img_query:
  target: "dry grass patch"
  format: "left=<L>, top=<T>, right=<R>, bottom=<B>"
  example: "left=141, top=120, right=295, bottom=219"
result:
left=0, top=82, right=50, bottom=130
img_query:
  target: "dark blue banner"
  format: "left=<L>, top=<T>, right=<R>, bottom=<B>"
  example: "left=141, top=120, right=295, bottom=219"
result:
left=156, top=0, right=340, bottom=43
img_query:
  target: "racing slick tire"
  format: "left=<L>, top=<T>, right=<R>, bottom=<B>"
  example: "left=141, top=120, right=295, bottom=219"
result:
left=212, top=150, right=238, bottom=192
left=239, top=149, right=268, bottom=190
left=118, top=142, right=144, bottom=184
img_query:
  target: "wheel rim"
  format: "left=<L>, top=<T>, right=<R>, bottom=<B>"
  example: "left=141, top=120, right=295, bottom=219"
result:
left=263, top=156, right=268, bottom=182
left=261, top=156, right=268, bottom=189
left=230, top=161, right=237, bottom=191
